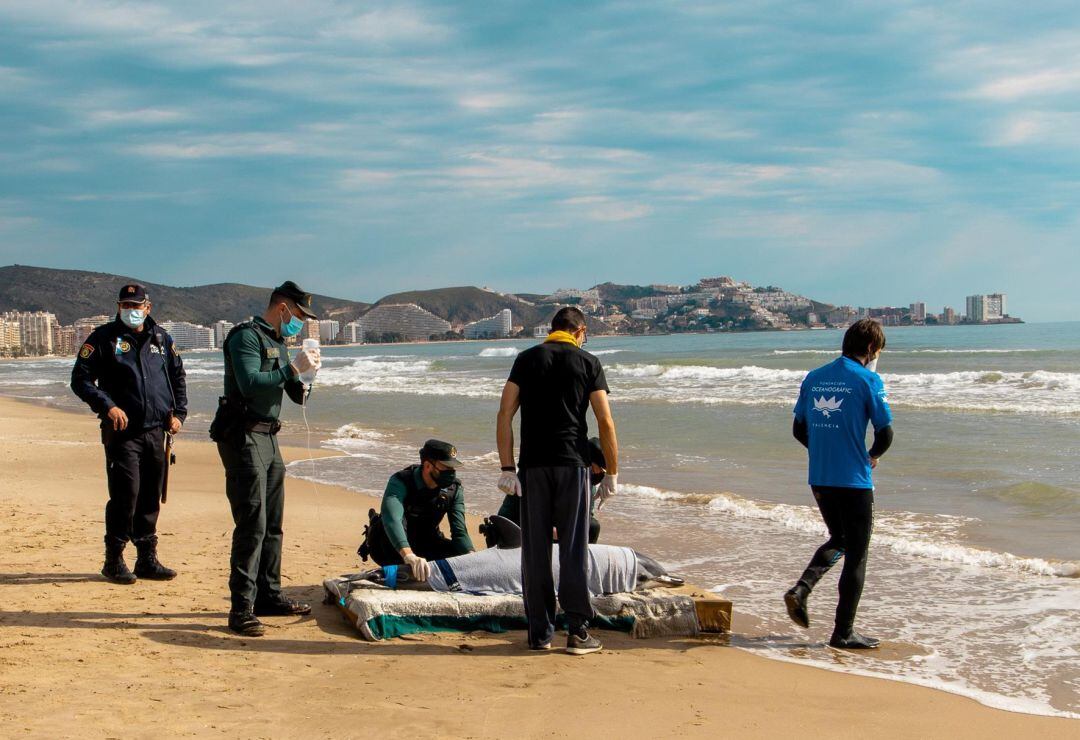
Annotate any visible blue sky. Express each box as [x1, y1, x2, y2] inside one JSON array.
[[1, 1, 1077, 319]]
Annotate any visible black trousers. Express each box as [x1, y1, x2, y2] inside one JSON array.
[[103, 427, 166, 548], [363, 515, 462, 566], [796, 485, 875, 634], [520, 466, 594, 646], [218, 432, 285, 611]]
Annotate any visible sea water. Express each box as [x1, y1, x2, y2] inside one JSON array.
[[6, 322, 1078, 717]]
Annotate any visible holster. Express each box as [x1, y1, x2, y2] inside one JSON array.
[[208, 396, 246, 446]]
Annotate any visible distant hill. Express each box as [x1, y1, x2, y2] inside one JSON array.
[[371, 286, 544, 327], [0, 265, 369, 325]]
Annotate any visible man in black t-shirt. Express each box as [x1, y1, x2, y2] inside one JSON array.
[[496, 307, 619, 655]]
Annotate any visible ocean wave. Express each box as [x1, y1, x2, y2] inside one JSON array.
[[478, 347, 519, 357], [605, 363, 1080, 415], [620, 483, 1079, 578], [590, 349, 625, 356], [772, 348, 1043, 355]]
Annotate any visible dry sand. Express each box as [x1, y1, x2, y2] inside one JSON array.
[[0, 397, 1076, 739]]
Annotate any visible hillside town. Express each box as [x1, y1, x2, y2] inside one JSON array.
[[0, 277, 1019, 357]]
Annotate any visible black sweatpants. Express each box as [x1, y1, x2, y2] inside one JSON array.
[[796, 485, 875, 634], [520, 466, 594, 646], [103, 427, 166, 548]]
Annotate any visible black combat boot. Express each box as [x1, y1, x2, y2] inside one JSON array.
[[133, 536, 177, 580], [102, 541, 137, 585]]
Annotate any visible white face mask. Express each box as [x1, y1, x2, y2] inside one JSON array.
[[120, 308, 146, 329]]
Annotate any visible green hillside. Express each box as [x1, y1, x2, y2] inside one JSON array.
[[0, 265, 369, 325]]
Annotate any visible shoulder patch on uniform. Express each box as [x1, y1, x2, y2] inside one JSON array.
[[79, 343, 94, 359], [149, 344, 162, 354], [265, 347, 280, 358]]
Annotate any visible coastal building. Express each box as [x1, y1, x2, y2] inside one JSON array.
[[0, 317, 21, 354], [358, 303, 451, 342], [212, 320, 234, 348], [302, 319, 320, 342], [318, 319, 340, 344], [342, 321, 363, 344], [910, 302, 926, 323], [74, 315, 113, 346], [965, 294, 1007, 323], [942, 307, 957, 325], [158, 321, 214, 351], [631, 308, 658, 320], [52, 325, 77, 356], [463, 309, 512, 339], [2, 311, 57, 355]]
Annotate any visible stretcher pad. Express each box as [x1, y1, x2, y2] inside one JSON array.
[[323, 575, 723, 642]]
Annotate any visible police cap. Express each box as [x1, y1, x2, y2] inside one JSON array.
[[117, 283, 149, 304], [420, 439, 462, 468], [272, 280, 317, 319]]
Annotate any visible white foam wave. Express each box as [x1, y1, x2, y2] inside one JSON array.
[[478, 347, 518, 357], [773, 349, 1042, 355], [590, 349, 625, 356], [0, 378, 67, 386], [605, 363, 1080, 415], [622, 483, 1079, 578]]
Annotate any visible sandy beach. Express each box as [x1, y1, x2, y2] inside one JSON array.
[[0, 396, 1075, 739]]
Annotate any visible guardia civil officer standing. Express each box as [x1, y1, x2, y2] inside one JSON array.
[[784, 318, 894, 649], [496, 307, 619, 655], [71, 283, 187, 584], [211, 281, 321, 637]]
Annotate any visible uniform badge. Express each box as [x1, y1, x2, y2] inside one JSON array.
[[79, 343, 94, 359], [265, 348, 280, 358], [149, 345, 162, 354], [116, 340, 131, 354], [450, 446, 457, 458]]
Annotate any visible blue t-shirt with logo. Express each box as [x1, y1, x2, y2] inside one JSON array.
[[793, 356, 893, 489]]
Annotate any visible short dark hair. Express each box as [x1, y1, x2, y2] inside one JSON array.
[[551, 306, 586, 333], [842, 318, 886, 358], [268, 292, 292, 310]]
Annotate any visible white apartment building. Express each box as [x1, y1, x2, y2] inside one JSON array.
[[463, 309, 512, 339], [2, 311, 57, 354], [158, 321, 214, 350], [342, 321, 364, 344], [318, 319, 340, 343], [212, 320, 235, 347], [359, 303, 451, 342]]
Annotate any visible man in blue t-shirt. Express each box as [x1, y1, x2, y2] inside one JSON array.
[[785, 319, 894, 649]]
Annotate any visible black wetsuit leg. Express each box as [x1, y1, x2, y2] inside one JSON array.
[[796, 486, 874, 633]]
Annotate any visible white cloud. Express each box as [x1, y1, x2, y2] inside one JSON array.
[[562, 196, 652, 222], [85, 108, 187, 126]]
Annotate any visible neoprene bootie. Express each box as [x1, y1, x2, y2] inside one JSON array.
[[829, 629, 880, 649], [784, 584, 810, 629]]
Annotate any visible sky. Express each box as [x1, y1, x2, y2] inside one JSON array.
[[1, 1, 1078, 320]]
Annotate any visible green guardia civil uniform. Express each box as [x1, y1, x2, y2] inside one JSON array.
[[216, 316, 307, 611]]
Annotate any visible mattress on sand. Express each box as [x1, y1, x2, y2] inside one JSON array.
[[323, 575, 703, 642]]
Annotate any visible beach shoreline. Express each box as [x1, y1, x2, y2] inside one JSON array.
[[0, 396, 1076, 737]]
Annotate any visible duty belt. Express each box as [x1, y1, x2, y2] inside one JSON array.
[[245, 420, 282, 435]]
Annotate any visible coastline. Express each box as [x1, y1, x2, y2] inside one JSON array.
[[0, 396, 1076, 737]]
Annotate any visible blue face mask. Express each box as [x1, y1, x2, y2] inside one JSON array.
[[280, 313, 304, 337], [120, 308, 146, 329]]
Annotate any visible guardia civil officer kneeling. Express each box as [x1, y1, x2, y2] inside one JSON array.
[[71, 283, 187, 584], [211, 281, 321, 637], [358, 440, 475, 581]]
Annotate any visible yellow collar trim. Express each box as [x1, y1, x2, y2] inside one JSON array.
[[545, 330, 580, 347]]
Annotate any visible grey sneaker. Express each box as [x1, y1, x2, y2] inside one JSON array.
[[566, 630, 602, 655]]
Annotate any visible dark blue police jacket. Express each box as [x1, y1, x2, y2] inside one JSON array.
[[70, 315, 188, 432]]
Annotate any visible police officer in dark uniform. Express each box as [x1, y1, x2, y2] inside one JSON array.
[[71, 283, 187, 584], [358, 440, 474, 582], [211, 281, 321, 637]]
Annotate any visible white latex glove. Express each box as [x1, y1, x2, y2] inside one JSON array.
[[595, 473, 618, 511], [403, 553, 430, 581], [290, 348, 321, 375], [497, 471, 522, 496]]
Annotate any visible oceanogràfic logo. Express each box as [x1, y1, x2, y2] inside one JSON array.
[[813, 396, 843, 418]]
